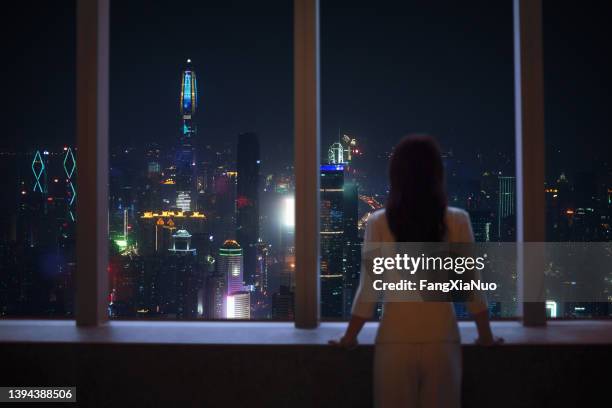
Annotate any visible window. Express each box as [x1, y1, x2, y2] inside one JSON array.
[[4, 0, 588, 327], [107, 0, 294, 320], [320, 0, 517, 320], [542, 0, 612, 318], [0, 1, 76, 317]]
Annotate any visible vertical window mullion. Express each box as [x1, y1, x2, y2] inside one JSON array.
[[513, 0, 546, 326], [76, 0, 110, 326], [294, 0, 320, 328]]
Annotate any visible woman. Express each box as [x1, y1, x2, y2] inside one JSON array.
[[331, 135, 502, 408]]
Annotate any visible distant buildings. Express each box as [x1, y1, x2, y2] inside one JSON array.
[[5, 57, 611, 321], [3, 148, 77, 316], [138, 210, 207, 256]]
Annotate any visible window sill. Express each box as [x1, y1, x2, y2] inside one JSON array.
[[1, 320, 611, 345]]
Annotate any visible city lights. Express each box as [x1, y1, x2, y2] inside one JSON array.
[[283, 196, 295, 228]]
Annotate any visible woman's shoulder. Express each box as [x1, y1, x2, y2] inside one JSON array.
[[445, 206, 472, 240], [365, 209, 392, 241], [367, 208, 387, 228], [445, 206, 470, 227], [446, 206, 470, 222]]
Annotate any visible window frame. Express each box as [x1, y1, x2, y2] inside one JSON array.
[[72, 0, 544, 327]]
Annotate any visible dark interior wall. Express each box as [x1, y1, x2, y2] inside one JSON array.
[[1, 343, 609, 408]]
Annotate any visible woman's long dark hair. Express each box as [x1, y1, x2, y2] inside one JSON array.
[[386, 135, 447, 242]]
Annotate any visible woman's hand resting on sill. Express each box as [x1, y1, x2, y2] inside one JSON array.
[[329, 335, 359, 350]]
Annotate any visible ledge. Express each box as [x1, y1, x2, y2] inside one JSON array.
[[1, 320, 611, 345], [1, 320, 611, 407]]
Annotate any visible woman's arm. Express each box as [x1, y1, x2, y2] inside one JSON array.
[[460, 211, 503, 346], [330, 214, 379, 349], [472, 309, 493, 344], [329, 314, 368, 349], [472, 309, 503, 346]]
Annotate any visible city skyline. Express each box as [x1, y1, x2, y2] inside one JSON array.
[[2, 59, 610, 319]]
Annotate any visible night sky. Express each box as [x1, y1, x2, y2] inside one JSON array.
[[1, 0, 611, 182]]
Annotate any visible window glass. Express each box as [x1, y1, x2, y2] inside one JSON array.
[[108, 0, 294, 320], [320, 0, 517, 320], [543, 0, 612, 318], [0, 1, 76, 317]]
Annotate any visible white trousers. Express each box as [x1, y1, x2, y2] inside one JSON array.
[[374, 343, 462, 408]]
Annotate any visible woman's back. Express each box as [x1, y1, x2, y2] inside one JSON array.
[[352, 206, 488, 343]]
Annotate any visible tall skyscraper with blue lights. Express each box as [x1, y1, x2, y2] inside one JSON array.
[[175, 59, 198, 211], [320, 164, 346, 318]]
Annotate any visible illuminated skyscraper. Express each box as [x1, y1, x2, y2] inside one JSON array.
[[227, 291, 250, 319], [342, 180, 360, 316], [328, 134, 359, 165], [497, 176, 515, 240], [216, 240, 246, 318], [218, 239, 244, 295], [468, 209, 494, 242], [319, 164, 360, 319], [320, 164, 345, 318], [175, 59, 198, 211]]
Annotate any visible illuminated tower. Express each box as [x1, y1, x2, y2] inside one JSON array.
[[319, 164, 360, 319], [180, 59, 197, 142], [328, 133, 359, 165], [218, 239, 244, 295], [31, 150, 47, 194], [320, 164, 345, 318], [216, 239, 248, 319], [175, 59, 198, 211], [63, 147, 77, 222]]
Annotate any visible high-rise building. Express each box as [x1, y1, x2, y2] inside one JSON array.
[[271, 285, 294, 320], [319, 164, 361, 319], [211, 170, 237, 241], [236, 132, 260, 288], [226, 291, 250, 319], [167, 229, 201, 319], [218, 239, 244, 295], [328, 134, 359, 165], [216, 239, 247, 319], [255, 242, 270, 293], [175, 60, 198, 211], [468, 209, 495, 242], [342, 180, 360, 315], [320, 164, 346, 318], [497, 176, 516, 240]]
